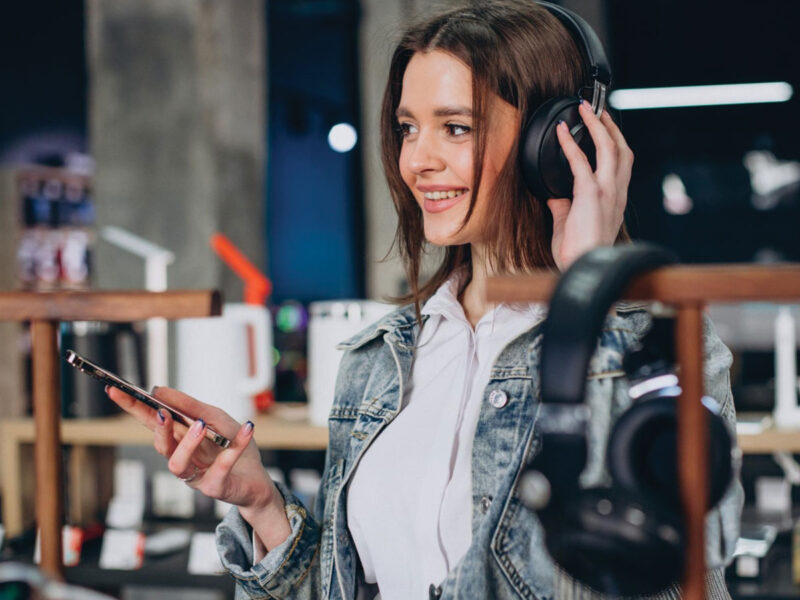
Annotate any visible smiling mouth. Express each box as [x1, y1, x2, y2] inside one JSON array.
[[422, 189, 468, 200]]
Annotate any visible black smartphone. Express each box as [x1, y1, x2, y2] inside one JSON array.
[[64, 349, 231, 448]]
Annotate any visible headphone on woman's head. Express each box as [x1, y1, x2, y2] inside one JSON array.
[[519, 1, 612, 200], [520, 243, 735, 596]]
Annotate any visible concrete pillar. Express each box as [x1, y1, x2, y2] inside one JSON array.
[[0, 170, 26, 420], [87, 0, 266, 300], [359, 0, 408, 299]]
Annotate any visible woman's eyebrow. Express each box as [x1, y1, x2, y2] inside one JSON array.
[[395, 105, 473, 118], [434, 105, 472, 117]]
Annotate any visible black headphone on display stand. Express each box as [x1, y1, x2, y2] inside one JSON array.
[[514, 5, 736, 595], [520, 1, 612, 200], [519, 243, 736, 596]]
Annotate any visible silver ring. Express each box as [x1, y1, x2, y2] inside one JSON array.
[[179, 464, 202, 483]]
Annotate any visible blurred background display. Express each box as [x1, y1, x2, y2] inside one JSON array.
[[608, 0, 800, 263]]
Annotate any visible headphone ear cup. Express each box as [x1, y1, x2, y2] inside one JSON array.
[[519, 95, 597, 201], [543, 487, 683, 596], [607, 396, 734, 510]]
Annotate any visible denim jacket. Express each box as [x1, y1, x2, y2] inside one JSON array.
[[217, 303, 743, 600]]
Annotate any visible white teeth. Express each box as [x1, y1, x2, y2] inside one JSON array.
[[423, 189, 465, 200]]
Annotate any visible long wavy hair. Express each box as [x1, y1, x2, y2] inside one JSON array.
[[381, 0, 627, 317]]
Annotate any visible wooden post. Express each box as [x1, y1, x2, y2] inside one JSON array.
[[30, 320, 64, 577], [676, 304, 707, 600]]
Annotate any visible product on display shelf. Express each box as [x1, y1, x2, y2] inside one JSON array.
[[14, 166, 95, 291]]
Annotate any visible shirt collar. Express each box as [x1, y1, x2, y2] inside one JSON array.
[[421, 269, 469, 320], [421, 269, 547, 332]]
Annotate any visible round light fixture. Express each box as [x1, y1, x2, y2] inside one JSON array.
[[327, 122, 357, 153]]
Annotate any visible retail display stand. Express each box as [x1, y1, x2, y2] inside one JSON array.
[[488, 264, 800, 600], [0, 290, 221, 579]]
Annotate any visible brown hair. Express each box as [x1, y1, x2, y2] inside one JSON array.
[[381, 0, 627, 316]]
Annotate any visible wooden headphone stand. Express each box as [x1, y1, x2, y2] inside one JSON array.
[[489, 264, 800, 600]]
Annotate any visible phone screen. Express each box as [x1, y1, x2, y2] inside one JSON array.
[[64, 349, 230, 448]]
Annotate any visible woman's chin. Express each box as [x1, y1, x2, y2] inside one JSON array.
[[424, 231, 465, 247]]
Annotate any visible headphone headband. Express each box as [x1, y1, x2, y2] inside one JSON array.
[[537, 1, 612, 88], [520, 2, 614, 200], [528, 244, 677, 498], [540, 244, 677, 407]]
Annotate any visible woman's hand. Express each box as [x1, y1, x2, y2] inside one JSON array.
[[107, 385, 291, 549], [548, 100, 633, 271]]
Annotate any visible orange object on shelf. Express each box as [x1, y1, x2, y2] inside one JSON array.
[[210, 233, 274, 411], [210, 233, 272, 305]]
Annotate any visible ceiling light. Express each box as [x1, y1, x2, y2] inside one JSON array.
[[609, 82, 793, 110], [327, 123, 357, 153]]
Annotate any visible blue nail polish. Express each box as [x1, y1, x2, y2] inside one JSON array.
[[556, 120, 564, 126], [244, 421, 254, 434], [157, 409, 166, 424], [191, 419, 206, 438]]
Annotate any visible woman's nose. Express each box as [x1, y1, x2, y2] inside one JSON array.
[[406, 132, 445, 174]]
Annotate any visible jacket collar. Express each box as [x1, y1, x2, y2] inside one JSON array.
[[335, 296, 648, 353], [336, 304, 423, 351]]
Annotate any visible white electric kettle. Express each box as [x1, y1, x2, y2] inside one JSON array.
[[307, 300, 393, 426], [175, 303, 272, 424]]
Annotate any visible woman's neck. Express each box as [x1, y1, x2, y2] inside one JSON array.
[[458, 243, 497, 329]]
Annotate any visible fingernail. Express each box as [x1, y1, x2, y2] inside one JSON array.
[[104, 385, 110, 395], [191, 419, 206, 437], [580, 98, 588, 106], [151, 386, 160, 394], [243, 421, 254, 435], [157, 409, 166, 424]]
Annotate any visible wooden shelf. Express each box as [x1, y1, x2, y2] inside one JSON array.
[[735, 413, 800, 454], [0, 402, 327, 450], [0, 403, 327, 538], [738, 429, 800, 454]]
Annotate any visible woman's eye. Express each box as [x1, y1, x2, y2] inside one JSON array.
[[446, 123, 471, 137], [397, 122, 418, 137]]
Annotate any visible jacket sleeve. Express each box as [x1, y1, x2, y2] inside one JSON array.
[[699, 314, 744, 570], [215, 479, 323, 599]]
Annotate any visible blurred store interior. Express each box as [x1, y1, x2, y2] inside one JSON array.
[[0, 0, 799, 597]]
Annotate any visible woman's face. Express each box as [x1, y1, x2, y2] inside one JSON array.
[[397, 50, 519, 247]]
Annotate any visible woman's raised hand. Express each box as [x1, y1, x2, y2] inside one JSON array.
[[106, 385, 288, 544], [548, 100, 634, 271]]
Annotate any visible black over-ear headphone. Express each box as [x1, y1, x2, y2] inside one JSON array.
[[520, 244, 735, 596], [519, 1, 611, 200]]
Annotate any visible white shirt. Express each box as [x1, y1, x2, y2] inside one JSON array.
[[347, 273, 545, 600]]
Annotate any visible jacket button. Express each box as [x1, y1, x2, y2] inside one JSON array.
[[429, 584, 442, 599], [337, 533, 348, 546], [480, 496, 492, 514], [488, 390, 508, 408]]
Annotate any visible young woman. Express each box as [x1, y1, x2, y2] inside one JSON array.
[[109, 2, 742, 598]]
